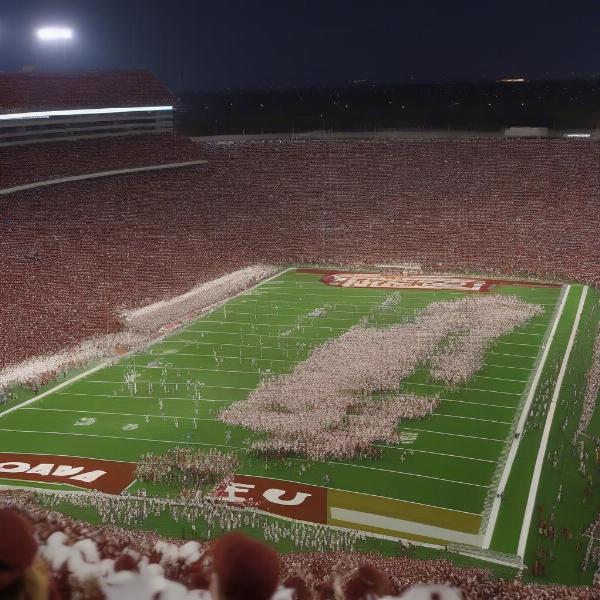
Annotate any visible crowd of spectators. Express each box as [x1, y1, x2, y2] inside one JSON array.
[[1, 137, 598, 371], [0, 134, 204, 190], [0, 70, 172, 113], [221, 294, 539, 460], [134, 448, 239, 487], [1, 501, 599, 600]]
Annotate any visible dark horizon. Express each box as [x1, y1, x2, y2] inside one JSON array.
[[1, 0, 600, 93]]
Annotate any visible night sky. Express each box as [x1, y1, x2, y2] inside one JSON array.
[[1, 0, 599, 91]]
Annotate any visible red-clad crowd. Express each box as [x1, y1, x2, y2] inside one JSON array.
[[0, 70, 172, 112], [1, 137, 599, 371], [1, 502, 598, 600], [0, 134, 204, 190]]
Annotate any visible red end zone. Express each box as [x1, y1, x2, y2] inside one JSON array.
[[314, 271, 560, 292], [213, 475, 327, 524], [0, 453, 136, 494]]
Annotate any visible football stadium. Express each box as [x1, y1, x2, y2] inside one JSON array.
[[1, 58, 600, 600]]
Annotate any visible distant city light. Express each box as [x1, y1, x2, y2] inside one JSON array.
[[499, 77, 527, 83], [565, 133, 591, 138], [36, 26, 73, 41]]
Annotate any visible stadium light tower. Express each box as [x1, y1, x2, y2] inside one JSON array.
[[36, 26, 73, 41], [36, 26, 74, 69]]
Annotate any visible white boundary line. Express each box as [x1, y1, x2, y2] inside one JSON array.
[[0, 360, 112, 419], [516, 285, 588, 559], [17, 406, 510, 427], [481, 284, 570, 548]]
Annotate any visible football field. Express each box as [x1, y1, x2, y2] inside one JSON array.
[[0, 268, 586, 560]]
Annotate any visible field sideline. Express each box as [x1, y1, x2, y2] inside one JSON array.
[[0, 268, 588, 568]]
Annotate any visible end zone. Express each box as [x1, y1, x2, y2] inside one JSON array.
[[0, 452, 136, 494]]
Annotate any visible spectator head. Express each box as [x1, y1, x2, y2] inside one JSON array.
[[343, 564, 394, 600], [0, 508, 49, 599], [209, 532, 279, 600]]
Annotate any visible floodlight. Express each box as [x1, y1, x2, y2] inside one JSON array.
[[36, 26, 73, 41]]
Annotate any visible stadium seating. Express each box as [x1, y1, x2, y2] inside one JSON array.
[[0, 70, 172, 111], [0, 134, 204, 190], [0, 500, 596, 599], [1, 138, 598, 370]]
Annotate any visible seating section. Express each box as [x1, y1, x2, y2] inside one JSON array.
[[1, 497, 596, 599], [0, 137, 598, 368], [0, 135, 204, 190], [0, 70, 172, 112]]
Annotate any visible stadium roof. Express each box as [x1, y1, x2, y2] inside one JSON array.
[[0, 70, 173, 114]]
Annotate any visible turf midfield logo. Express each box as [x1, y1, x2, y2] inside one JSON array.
[[322, 273, 493, 291], [0, 452, 136, 494], [320, 272, 562, 291]]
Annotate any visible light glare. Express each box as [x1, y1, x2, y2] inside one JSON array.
[[37, 26, 73, 41]]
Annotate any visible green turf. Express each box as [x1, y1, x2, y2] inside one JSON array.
[[519, 288, 600, 586], [0, 271, 560, 512], [4, 268, 593, 584]]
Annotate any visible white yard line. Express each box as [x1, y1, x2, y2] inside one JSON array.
[[53, 392, 228, 402], [327, 462, 487, 487], [494, 341, 541, 348], [193, 320, 545, 337], [107, 363, 527, 384], [20, 407, 213, 420], [76, 378, 521, 397], [240, 296, 560, 308], [372, 445, 497, 463], [150, 351, 536, 373], [435, 414, 512, 425], [405, 382, 521, 396], [489, 352, 537, 359], [0, 424, 485, 485], [16, 405, 510, 439], [175, 328, 545, 347], [247, 294, 561, 306], [516, 285, 588, 559], [48, 391, 514, 411], [154, 339, 540, 361], [191, 321, 351, 331], [0, 428, 237, 449], [401, 427, 504, 443], [85, 380, 254, 390], [481, 284, 572, 549]]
